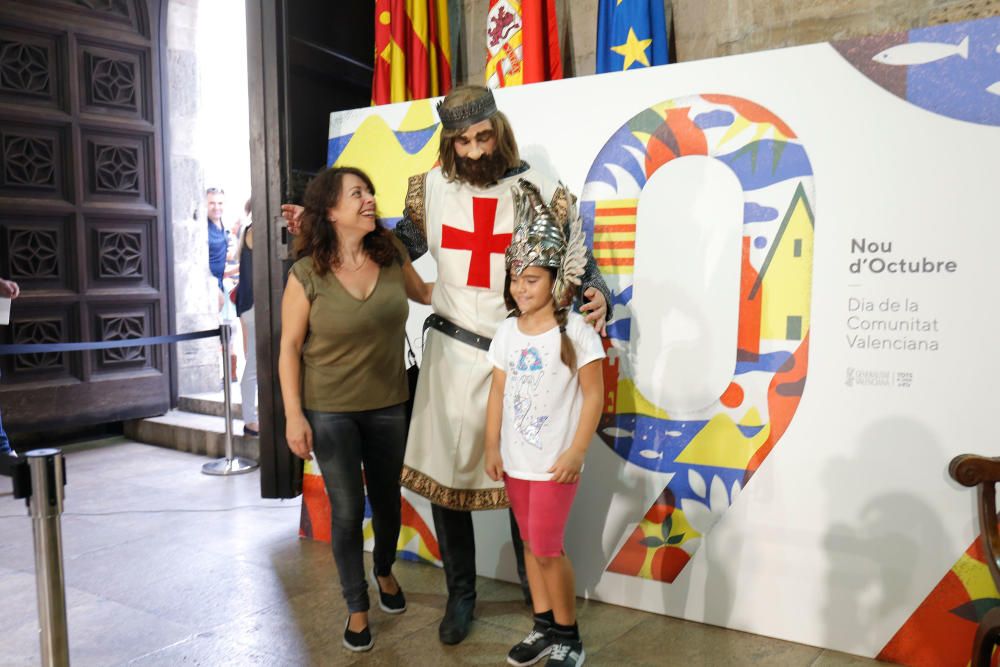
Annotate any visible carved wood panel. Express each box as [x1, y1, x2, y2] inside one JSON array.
[[0, 0, 167, 432]]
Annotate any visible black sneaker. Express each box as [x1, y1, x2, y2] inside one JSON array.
[[342, 616, 373, 652], [545, 639, 585, 666], [507, 629, 553, 666], [370, 568, 406, 614]]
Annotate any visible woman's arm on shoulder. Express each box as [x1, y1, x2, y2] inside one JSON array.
[[400, 256, 433, 305]]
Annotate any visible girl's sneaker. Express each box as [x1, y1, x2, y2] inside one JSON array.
[[506, 629, 553, 666], [545, 639, 585, 666]]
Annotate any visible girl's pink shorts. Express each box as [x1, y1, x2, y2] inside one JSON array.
[[504, 474, 579, 557]]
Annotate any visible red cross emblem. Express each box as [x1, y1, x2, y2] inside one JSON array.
[[441, 197, 511, 289]]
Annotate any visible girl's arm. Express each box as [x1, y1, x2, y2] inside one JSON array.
[[548, 360, 604, 484], [484, 367, 506, 481], [401, 257, 434, 305], [278, 274, 313, 460]]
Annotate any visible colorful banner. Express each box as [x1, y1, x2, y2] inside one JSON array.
[[372, 0, 452, 105], [320, 15, 1000, 665], [485, 0, 562, 88], [596, 0, 670, 73]]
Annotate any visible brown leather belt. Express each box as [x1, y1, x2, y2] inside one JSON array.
[[423, 314, 492, 352]]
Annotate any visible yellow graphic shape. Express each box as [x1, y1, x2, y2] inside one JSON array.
[[954, 551, 1000, 601], [611, 27, 652, 70], [616, 379, 670, 420], [674, 412, 770, 470], [332, 106, 440, 219], [399, 98, 439, 131], [760, 188, 814, 340], [739, 407, 763, 427], [399, 525, 442, 565]]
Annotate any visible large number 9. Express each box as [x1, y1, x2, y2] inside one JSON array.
[[579, 94, 815, 583]]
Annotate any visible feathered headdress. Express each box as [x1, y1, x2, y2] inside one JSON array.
[[507, 178, 587, 310]]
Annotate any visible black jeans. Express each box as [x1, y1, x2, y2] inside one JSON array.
[[307, 403, 407, 613]]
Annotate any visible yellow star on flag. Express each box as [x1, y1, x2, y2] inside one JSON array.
[[611, 27, 652, 70]]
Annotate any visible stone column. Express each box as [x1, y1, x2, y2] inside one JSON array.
[[167, 0, 220, 394]]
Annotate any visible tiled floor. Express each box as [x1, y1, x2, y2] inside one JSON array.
[[0, 439, 882, 666]]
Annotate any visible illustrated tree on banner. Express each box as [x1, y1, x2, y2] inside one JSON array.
[[373, 0, 453, 104], [596, 0, 671, 73], [485, 0, 562, 88]]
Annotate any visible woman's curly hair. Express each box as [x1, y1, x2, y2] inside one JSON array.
[[292, 166, 399, 276]]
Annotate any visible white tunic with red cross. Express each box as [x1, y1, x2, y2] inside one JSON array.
[[401, 165, 561, 510]]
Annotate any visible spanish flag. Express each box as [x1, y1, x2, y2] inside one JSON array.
[[372, 0, 453, 105], [485, 0, 562, 89]]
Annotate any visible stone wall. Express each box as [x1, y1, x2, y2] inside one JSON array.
[[455, 0, 998, 85], [672, 0, 1000, 61], [166, 0, 221, 394]]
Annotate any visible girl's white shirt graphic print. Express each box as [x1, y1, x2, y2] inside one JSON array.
[[487, 312, 605, 481]]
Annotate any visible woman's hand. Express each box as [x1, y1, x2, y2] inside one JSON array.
[[285, 412, 313, 460], [281, 204, 304, 235], [484, 447, 504, 482], [548, 447, 585, 484]]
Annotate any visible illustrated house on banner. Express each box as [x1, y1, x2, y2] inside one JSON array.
[[757, 184, 814, 343]]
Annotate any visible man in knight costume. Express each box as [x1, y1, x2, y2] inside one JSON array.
[[394, 85, 612, 644]]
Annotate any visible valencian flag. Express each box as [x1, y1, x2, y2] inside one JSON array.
[[372, 0, 453, 105], [485, 0, 562, 88], [596, 0, 670, 73]]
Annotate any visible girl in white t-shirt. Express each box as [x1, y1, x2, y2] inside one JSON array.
[[485, 180, 605, 667]]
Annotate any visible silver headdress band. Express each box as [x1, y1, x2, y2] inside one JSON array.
[[436, 89, 498, 130], [507, 179, 588, 310]]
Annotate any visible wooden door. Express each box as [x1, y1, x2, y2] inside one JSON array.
[[0, 0, 169, 432], [246, 0, 373, 497]]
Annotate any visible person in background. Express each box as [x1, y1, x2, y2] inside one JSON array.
[[235, 198, 258, 436], [0, 277, 20, 458]]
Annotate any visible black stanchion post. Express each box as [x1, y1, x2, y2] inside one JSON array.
[[202, 323, 258, 476], [26, 449, 69, 667]]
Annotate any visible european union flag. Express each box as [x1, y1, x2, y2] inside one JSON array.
[[596, 0, 670, 74]]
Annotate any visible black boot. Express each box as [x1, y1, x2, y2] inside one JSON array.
[[433, 503, 477, 644], [509, 509, 533, 606]]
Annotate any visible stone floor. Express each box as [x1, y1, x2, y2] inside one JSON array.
[[0, 438, 883, 666]]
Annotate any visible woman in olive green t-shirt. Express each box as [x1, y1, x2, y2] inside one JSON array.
[[278, 166, 431, 652]]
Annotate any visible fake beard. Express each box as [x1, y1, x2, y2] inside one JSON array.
[[455, 151, 508, 187]]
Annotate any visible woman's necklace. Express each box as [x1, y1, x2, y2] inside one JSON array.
[[340, 252, 367, 272]]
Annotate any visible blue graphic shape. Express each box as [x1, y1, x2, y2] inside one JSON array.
[[735, 350, 792, 375], [600, 414, 707, 473], [694, 110, 735, 129], [327, 134, 353, 166], [754, 236, 767, 249], [665, 463, 748, 504], [744, 202, 779, 223], [584, 125, 649, 193], [717, 140, 813, 191], [580, 200, 596, 244], [607, 318, 632, 341], [612, 285, 634, 307], [395, 126, 439, 154], [907, 19, 1000, 126]]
